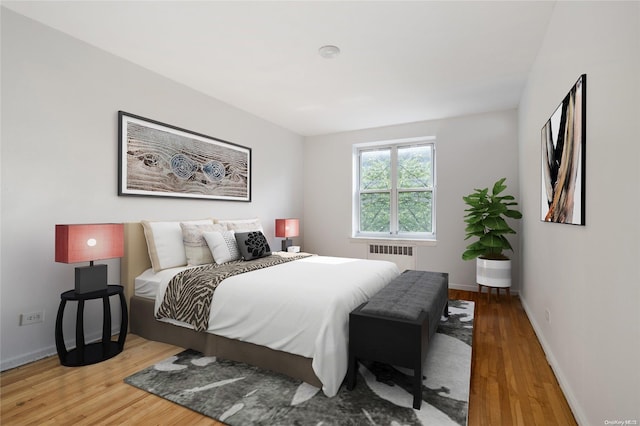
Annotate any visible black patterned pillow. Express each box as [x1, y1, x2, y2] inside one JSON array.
[[234, 231, 272, 260]]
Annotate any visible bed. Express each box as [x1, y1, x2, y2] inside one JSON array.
[[120, 221, 399, 396]]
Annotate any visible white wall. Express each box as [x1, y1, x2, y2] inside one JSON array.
[[518, 2, 640, 424], [0, 9, 304, 370], [303, 109, 520, 291]]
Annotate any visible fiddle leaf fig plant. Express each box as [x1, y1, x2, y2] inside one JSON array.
[[462, 178, 522, 261]]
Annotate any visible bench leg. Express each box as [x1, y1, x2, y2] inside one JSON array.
[[413, 362, 422, 409], [346, 354, 357, 390]]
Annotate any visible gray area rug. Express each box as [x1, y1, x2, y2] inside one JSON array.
[[125, 299, 474, 425]]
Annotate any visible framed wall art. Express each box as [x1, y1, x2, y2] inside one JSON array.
[[118, 111, 251, 202], [540, 74, 586, 225]]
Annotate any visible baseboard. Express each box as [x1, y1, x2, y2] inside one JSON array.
[[449, 282, 478, 292], [449, 282, 519, 295], [519, 297, 586, 425], [0, 327, 122, 372], [0, 345, 56, 372]]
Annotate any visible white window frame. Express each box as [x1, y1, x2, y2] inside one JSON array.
[[352, 136, 436, 241]]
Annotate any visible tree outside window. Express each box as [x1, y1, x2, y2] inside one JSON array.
[[356, 139, 435, 239]]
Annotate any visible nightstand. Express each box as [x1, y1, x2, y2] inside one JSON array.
[[55, 285, 128, 366]]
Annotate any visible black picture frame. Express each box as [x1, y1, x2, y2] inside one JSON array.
[[118, 111, 251, 202], [541, 74, 586, 225]]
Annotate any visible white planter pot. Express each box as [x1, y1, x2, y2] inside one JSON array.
[[476, 258, 511, 288]]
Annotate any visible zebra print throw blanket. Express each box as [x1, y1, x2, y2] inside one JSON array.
[[156, 253, 312, 331]]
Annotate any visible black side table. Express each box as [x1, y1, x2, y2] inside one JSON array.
[[55, 285, 128, 366]]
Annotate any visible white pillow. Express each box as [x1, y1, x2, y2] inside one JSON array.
[[214, 218, 263, 232], [203, 230, 241, 264], [180, 222, 227, 266], [142, 219, 212, 272]]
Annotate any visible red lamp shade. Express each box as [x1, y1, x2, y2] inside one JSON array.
[[55, 224, 124, 264], [275, 219, 299, 238]]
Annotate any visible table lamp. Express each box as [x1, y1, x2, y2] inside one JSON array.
[[275, 218, 299, 251], [55, 223, 124, 294]]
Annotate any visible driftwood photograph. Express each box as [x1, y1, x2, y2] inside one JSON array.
[[541, 74, 586, 225], [118, 112, 251, 201]]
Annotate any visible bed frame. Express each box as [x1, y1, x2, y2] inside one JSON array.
[[120, 222, 322, 387]]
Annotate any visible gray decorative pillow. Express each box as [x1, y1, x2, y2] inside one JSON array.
[[234, 231, 271, 260]]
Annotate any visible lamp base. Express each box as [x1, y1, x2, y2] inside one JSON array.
[[281, 239, 293, 251], [75, 264, 108, 294]]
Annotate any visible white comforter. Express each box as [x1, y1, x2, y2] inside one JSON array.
[[151, 255, 399, 397]]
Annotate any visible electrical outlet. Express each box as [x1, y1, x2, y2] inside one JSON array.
[[20, 310, 44, 326], [545, 309, 550, 323]]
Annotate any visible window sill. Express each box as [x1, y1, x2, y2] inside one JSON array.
[[349, 237, 437, 247]]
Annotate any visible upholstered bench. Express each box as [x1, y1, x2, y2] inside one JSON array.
[[346, 270, 449, 409]]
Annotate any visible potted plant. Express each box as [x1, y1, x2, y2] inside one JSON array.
[[462, 178, 522, 291]]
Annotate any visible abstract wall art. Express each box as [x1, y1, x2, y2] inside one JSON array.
[[541, 74, 586, 225], [118, 111, 251, 202]]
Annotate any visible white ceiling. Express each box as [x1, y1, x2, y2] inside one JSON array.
[[3, 1, 556, 136]]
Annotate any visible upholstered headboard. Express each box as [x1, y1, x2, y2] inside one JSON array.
[[121, 222, 151, 304]]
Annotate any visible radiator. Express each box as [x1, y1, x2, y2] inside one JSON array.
[[366, 244, 416, 272]]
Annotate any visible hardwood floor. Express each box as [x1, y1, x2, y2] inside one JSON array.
[[456, 289, 577, 426], [1, 290, 576, 425]]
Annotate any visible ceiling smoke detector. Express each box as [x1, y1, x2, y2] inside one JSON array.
[[318, 45, 340, 59]]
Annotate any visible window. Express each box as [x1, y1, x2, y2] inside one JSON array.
[[353, 137, 435, 240]]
